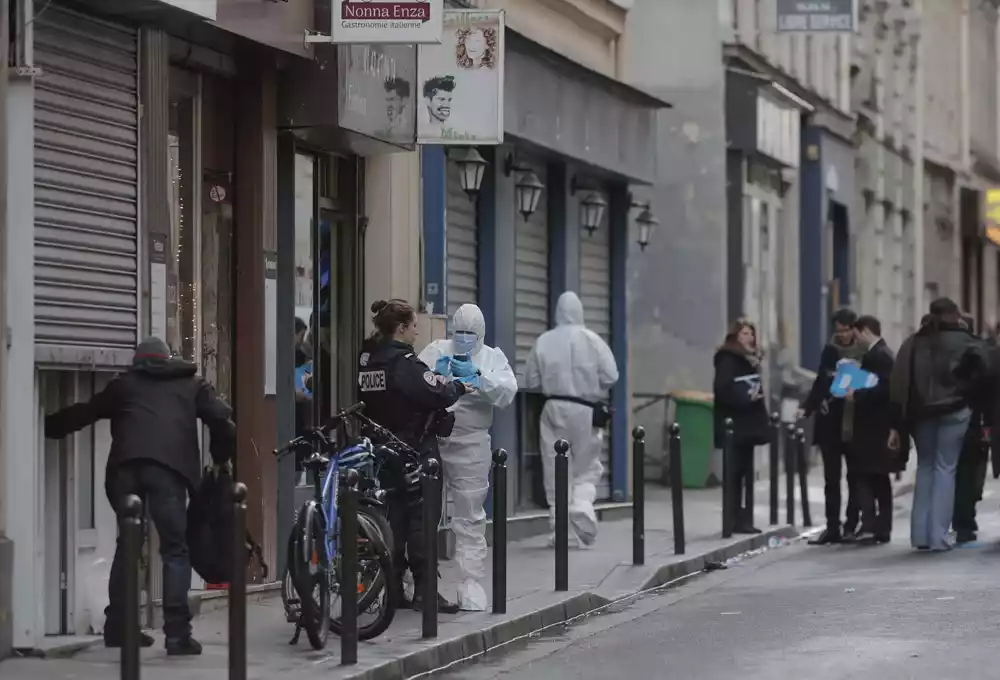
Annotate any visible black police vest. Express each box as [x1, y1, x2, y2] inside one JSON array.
[[357, 343, 426, 446]]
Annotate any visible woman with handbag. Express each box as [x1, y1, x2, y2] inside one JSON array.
[[713, 319, 770, 534]]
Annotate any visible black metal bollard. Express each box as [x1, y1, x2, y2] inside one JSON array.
[[769, 412, 780, 526], [229, 483, 248, 680], [785, 423, 796, 525], [632, 426, 646, 566], [120, 494, 143, 680], [491, 449, 508, 615], [796, 428, 812, 528], [422, 458, 441, 639], [554, 439, 570, 592], [722, 418, 735, 539], [668, 423, 685, 555], [340, 470, 360, 664]]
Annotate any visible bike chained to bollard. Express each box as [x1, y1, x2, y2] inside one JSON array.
[[117, 483, 252, 680], [780, 422, 813, 528]]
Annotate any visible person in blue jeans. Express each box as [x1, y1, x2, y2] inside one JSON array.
[[888, 298, 988, 551]]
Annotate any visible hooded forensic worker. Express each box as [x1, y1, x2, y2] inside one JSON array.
[[418, 304, 518, 611], [524, 291, 619, 546]]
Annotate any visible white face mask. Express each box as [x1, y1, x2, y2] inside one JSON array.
[[453, 331, 477, 356]]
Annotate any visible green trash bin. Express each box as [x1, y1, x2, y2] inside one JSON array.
[[670, 390, 715, 489]]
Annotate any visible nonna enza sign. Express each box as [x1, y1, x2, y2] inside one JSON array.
[[331, 0, 444, 45]]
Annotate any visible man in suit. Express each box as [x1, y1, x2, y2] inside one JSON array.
[[847, 315, 901, 544]]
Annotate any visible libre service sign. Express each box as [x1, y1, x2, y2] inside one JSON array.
[[332, 0, 444, 45], [416, 10, 505, 145]]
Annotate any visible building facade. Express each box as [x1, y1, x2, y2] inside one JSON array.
[[0, 0, 426, 650], [422, 0, 662, 508]]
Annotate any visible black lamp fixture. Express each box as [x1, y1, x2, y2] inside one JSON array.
[[505, 153, 545, 221], [631, 199, 659, 251], [452, 147, 488, 199], [570, 175, 607, 235]]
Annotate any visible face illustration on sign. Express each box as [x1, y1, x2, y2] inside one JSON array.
[[456, 27, 497, 69], [384, 77, 411, 131], [423, 75, 454, 125]]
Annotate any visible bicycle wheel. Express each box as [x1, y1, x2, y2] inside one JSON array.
[[292, 508, 332, 650], [331, 505, 398, 641], [281, 524, 303, 624]]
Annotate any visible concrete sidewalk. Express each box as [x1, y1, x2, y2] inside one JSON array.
[[0, 463, 913, 680]]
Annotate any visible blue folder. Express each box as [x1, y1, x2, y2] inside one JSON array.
[[829, 359, 878, 398]]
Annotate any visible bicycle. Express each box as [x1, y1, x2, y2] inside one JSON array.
[[273, 402, 398, 649]]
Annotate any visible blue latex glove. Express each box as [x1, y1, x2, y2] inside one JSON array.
[[434, 355, 453, 377], [451, 357, 477, 378], [456, 373, 481, 390]]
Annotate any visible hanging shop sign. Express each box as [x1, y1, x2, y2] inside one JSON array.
[[338, 43, 418, 147], [417, 9, 505, 145], [984, 188, 1000, 247], [776, 0, 855, 33], [157, 0, 217, 20], [332, 0, 444, 45]]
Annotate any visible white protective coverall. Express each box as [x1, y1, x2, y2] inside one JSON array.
[[524, 291, 619, 546], [418, 304, 518, 611]]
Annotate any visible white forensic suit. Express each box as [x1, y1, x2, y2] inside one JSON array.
[[524, 291, 619, 546], [418, 304, 518, 611]]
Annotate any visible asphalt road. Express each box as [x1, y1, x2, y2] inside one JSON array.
[[443, 489, 1000, 680]]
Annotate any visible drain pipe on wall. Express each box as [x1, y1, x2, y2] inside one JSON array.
[[0, 0, 12, 659]]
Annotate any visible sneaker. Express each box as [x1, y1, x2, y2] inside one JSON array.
[[165, 636, 203, 656], [855, 531, 877, 544], [104, 631, 155, 649], [808, 529, 842, 545]]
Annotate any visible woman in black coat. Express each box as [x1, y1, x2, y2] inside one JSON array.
[[713, 319, 770, 534]]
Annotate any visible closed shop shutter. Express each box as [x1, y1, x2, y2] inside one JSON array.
[[33, 7, 139, 353], [514, 163, 549, 378], [579, 200, 613, 501], [446, 160, 479, 318]]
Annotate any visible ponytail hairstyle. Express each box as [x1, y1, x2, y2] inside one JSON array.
[[370, 299, 416, 341]]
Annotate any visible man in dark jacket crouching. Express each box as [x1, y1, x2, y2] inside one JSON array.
[[45, 337, 236, 655]]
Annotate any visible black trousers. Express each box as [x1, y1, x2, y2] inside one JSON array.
[[819, 441, 860, 533], [387, 485, 427, 590], [728, 444, 756, 527], [106, 461, 192, 640], [954, 443, 988, 533], [857, 473, 893, 537]]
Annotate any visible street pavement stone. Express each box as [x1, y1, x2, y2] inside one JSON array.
[[0, 462, 911, 680]]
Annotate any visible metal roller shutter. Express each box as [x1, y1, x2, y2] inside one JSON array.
[[446, 160, 478, 318], [33, 7, 140, 352], [579, 197, 613, 501], [514, 163, 549, 378]]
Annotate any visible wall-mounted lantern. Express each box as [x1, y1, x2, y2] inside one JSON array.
[[579, 191, 608, 236], [634, 203, 659, 251], [453, 147, 488, 199], [505, 153, 545, 221]]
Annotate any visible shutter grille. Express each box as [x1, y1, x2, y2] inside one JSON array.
[[33, 6, 139, 353], [446, 160, 478, 318], [579, 198, 613, 501], [514, 163, 549, 378]]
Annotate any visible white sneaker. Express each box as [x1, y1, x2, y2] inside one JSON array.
[[570, 504, 598, 546]]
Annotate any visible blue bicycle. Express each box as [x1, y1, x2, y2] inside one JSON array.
[[273, 402, 397, 649]]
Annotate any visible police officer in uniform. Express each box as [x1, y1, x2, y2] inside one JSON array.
[[357, 299, 473, 613]]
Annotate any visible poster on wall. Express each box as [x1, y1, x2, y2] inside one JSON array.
[[416, 9, 505, 145], [332, 0, 444, 44]]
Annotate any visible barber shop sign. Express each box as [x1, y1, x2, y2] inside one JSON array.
[[332, 0, 444, 45]]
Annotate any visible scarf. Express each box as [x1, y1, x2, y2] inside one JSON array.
[[831, 338, 867, 443]]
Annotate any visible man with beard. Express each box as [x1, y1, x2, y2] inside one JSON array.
[[802, 309, 865, 544]]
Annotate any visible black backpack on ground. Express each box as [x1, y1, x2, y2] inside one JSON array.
[[187, 468, 268, 584]]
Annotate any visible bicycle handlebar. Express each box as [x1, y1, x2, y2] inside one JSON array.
[[272, 401, 367, 457]]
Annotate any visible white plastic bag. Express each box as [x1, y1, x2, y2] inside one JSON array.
[[86, 558, 111, 635]]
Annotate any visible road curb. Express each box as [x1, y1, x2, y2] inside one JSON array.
[[341, 525, 800, 680]]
